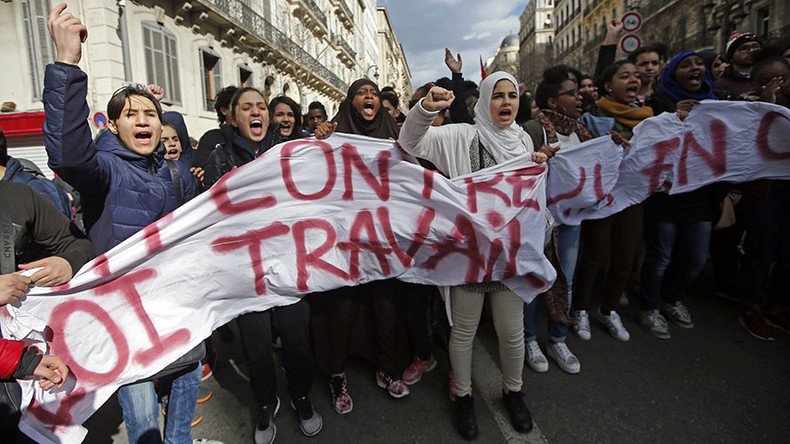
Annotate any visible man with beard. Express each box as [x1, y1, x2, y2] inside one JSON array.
[[715, 32, 761, 98]]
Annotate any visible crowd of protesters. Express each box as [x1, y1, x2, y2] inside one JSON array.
[[1, 3, 788, 443]]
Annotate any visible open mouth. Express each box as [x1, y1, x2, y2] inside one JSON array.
[[362, 102, 376, 117], [687, 72, 702, 86], [135, 131, 153, 144], [167, 149, 179, 156], [498, 109, 513, 118], [625, 83, 639, 97], [249, 119, 264, 137]]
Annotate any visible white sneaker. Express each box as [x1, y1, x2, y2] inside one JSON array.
[[661, 302, 694, 328], [254, 397, 279, 444], [193, 440, 225, 444], [572, 310, 591, 340], [525, 340, 548, 373], [640, 309, 671, 339], [546, 342, 581, 374], [599, 309, 630, 341]]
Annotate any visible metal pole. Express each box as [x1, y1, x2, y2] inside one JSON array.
[[118, 0, 133, 83]]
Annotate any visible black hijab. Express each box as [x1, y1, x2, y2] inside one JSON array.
[[332, 79, 399, 140]]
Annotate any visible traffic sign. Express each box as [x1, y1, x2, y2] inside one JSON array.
[[93, 111, 108, 128], [620, 34, 642, 54], [622, 11, 643, 33]]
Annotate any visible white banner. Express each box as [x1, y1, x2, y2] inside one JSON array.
[[547, 101, 790, 225], [4, 133, 555, 443], [4, 101, 789, 442]]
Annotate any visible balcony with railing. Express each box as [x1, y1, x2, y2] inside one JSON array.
[[191, 0, 347, 97], [331, 32, 357, 67], [670, 32, 709, 52], [586, 0, 603, 16], [332, 0, 354, 30], [639, 0, 680, 21], [287, 0, 329, 39]]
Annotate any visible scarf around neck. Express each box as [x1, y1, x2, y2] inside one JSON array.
[[473, 72, 533, 164], [596, 96, 654, 129], [536, 109, 594, 144]]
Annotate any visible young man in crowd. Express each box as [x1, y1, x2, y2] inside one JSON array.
[[306, 101, 329, 133], [627, 45, 663, 103], [44, 5, 217, 443], [716, 32, 761, 98]]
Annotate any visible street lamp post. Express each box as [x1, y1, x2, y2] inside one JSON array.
[[365, 64, 380, 83]]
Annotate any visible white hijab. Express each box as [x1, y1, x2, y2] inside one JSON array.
[[473, 71, 534, 165]]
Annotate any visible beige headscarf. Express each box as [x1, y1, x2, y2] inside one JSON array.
[[473, 71, 534, 164]]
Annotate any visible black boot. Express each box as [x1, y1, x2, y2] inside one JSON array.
[[503, 390, 533, 433], [455, 394, 479, 440]]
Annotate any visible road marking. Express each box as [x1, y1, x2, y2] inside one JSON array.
[[472, 337, 549, 443]]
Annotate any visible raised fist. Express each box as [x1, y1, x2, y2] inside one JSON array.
[[48, 3, 88, 65], [422, 86, 455, 113]]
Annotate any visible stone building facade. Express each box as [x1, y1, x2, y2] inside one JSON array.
[[0, 0, 409, 176], [511, 0, 790, 83], [580, 0, 626, 76], [519, 0, 556, 90], [376, 6, 412, 105], [554, 0, 585, 73]]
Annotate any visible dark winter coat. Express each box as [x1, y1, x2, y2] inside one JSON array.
[[1, 156, 71, 219], [43, 62, 197, 254]]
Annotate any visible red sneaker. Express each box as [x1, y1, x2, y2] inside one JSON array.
[[201, 351, 216, 381], [402, 356, 437, 385], [739, 311, 778, 341], [328, 374, 353, 415], [375, 371, 409, 399]]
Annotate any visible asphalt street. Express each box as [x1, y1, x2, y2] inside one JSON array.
[[83, 269, 789, 444]]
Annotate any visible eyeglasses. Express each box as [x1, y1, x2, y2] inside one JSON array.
[[556, 89, 580, 97]]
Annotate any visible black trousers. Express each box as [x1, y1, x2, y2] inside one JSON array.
[[404, 283, 436, 361], [236, 299, 312, 406], [310, 280, 404, 378]]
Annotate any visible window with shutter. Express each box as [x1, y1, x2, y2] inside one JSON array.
[[21, 0, 55, 101], [200, 48, 222, 111], [142, 22, 181, 105]]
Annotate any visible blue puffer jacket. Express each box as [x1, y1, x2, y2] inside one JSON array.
[[1, 156, 71, 219], [43, 63, 197, 254]]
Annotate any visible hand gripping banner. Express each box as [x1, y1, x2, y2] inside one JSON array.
[[4, 133, 555, 442]]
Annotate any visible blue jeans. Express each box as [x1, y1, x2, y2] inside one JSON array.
[[523, 224, 580, 342], [640, 220, 712, 311], [118, 363, 201, 444]]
